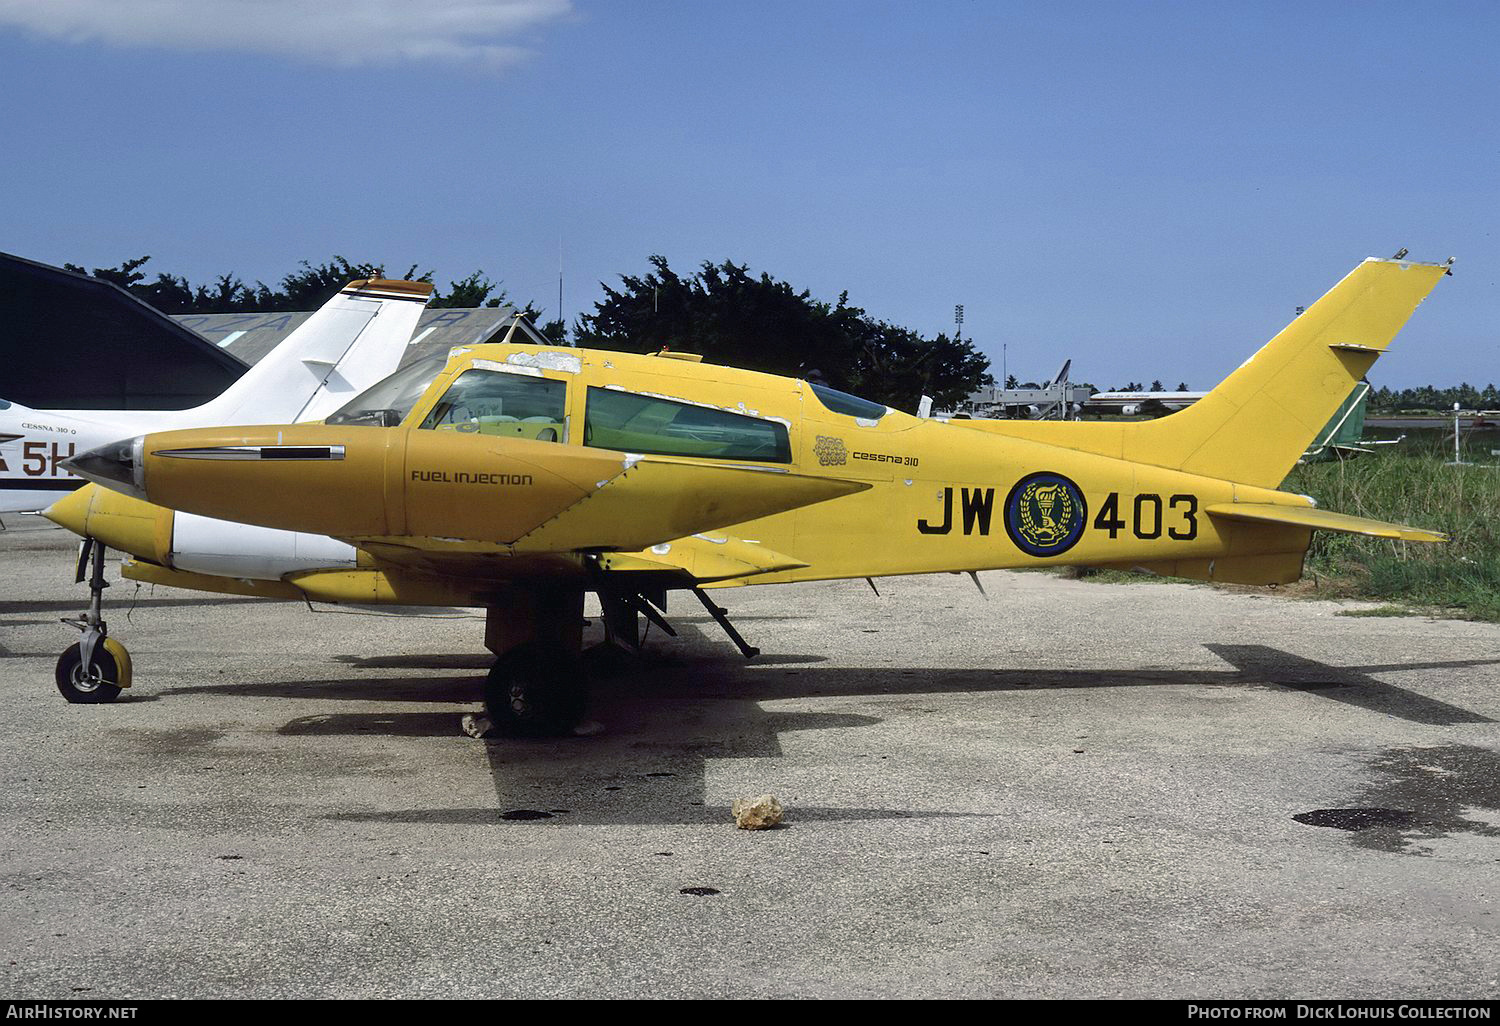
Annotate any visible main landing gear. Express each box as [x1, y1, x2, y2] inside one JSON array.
[[484, 645, 588, 737], [56, 538, 132, 703], [478, 578, 760, 737], [482, 588, 588, 737]]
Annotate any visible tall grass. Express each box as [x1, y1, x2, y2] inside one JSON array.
[[1282, 430, 1500, 619]]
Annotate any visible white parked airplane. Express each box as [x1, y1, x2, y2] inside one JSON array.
[[1085, 389, 1208, 417], [0, 278, 433, 514]]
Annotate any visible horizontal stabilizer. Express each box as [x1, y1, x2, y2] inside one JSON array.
[[1204, 503, 1446, 542]]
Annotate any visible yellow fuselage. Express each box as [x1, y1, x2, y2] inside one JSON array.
[[58, 343, 1319, 603]]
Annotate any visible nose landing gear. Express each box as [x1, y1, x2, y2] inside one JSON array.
[[56, 537, 132, 704]]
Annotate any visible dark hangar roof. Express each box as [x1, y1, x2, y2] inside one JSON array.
[[0, 250, 248, 410]]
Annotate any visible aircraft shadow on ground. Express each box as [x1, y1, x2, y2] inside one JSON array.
[[154, 641, 1500, 729], [206, 634, 1498, 828], [317, 700, 992, 828], [332, 653, 495, 671], [324, 806, 987, 827], [0, 597, 269, 658], [0, 597, 268, 615], [328, 649, 827, 671]]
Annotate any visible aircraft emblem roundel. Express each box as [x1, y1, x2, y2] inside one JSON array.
[[1004, 472, 1087, 557], [813, 435, 847, 466]]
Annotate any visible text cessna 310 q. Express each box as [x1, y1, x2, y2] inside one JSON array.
[[53, 255, 1451, 734]]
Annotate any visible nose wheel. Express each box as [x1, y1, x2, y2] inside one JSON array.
[[55, 639, 128, 704], [56, 537, 132, 704]]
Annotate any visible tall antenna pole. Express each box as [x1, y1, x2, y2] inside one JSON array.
[[557, 235, 564, 339]]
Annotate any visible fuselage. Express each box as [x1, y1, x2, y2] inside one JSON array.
[[55, 343, 1316, 601]]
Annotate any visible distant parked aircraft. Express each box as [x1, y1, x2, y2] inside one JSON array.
[[1085, 389, 1208, 417]]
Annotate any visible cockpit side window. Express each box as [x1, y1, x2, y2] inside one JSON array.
[[809, 382, 887, 421], [419, 369, 567, 442], [326, 354, 447, 427], [583, 387, 791, 463]]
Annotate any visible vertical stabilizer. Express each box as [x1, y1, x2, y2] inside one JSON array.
[[971, 256, 1450, 488], [191, 279, 432, 425], [1132, 257, 1449, 487]]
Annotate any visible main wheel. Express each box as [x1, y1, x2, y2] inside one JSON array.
[[55, 642, 124, 704], [483, 647, 587, 737]]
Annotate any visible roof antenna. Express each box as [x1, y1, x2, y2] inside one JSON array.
[[1391, 247, 1409, 260]]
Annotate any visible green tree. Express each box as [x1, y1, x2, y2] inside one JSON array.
[[432, 270, 506, 309], [271, 257, 414, 310], [64, 254, 553, 320], [65, 255, 152, 289], [575, 255, 991, 411], [538, 318, 567, 344]]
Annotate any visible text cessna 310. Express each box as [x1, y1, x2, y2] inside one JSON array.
[[51, 255, 1451, 735]]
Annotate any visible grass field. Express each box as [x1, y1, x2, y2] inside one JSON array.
[[1281, 428, 1500, 619]]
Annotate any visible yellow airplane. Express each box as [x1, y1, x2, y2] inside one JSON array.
[[50, 255, 1451, 734]]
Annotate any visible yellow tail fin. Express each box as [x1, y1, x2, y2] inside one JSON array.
[[962, 256, 1451, 488]]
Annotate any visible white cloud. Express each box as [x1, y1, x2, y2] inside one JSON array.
[[0, 0, 573, 70]]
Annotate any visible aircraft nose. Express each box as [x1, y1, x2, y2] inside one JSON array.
[[40, 484, 92, 535], [61, 436, 147, 500]]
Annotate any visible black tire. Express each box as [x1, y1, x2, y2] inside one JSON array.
[[483, 646, 587, 737], [55, 642, 123, 704]]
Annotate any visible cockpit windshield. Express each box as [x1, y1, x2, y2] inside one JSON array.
[[325, 354, 448, 427], [809, 382, 888, 421]]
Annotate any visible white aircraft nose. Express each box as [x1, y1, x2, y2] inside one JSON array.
[[61, 436, 147, 500]]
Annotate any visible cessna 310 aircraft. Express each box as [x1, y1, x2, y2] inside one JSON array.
[[52, 255, 1451, 735]]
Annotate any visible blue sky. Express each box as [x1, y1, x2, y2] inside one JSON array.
[[2, 0, 1495, 389]]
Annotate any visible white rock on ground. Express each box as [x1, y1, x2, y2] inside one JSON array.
[[732, 794, 784, 830]]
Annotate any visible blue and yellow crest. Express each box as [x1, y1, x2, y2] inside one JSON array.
[[1004, 472, 1087, 557]]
